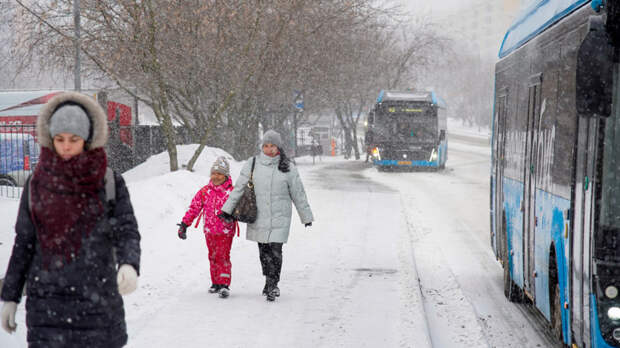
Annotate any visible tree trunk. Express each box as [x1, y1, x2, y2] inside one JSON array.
[[351, 121, 360, 160], [186, 90, 235, 171], [153, 104, 179, 172], [334, 107, 352, 159]]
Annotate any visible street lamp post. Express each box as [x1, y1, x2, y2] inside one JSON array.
[[73, 0, 81, 91]]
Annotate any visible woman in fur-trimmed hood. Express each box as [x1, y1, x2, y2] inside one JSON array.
[[0, 92, 141, 348]]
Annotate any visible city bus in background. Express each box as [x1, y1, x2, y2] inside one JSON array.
[[490, 1, 620, 347], [367, 90, 447, 171]]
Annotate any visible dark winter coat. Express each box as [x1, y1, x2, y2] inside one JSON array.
[[1, 170, 140, 347], [0, 92, 141, 348]]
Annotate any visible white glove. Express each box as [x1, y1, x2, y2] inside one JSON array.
[[1, 301, 17, 334], [117, 264, 138, 296]]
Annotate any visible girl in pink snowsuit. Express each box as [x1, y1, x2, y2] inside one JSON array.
[[177, 156, 236, 298]]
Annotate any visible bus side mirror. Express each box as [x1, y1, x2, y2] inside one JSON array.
[[576, 16, 614, 117]]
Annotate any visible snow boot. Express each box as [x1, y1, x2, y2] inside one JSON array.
[[264, 277, 280, 297], [266, 289, 276, 302], [218, 286, 230, 298], [265, 284, 278, 301], [209, 284, 221, 294], [262, 283, 269, 296]]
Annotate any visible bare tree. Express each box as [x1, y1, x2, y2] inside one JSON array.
[[9, 0, 451, 169], [419, 40, 494, 129]]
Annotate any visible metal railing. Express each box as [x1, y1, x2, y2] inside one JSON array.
[[0, 124, 39, 199]]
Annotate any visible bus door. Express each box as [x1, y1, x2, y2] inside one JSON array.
[[523, 75, 542, 298], [570, 116, 598, 346], [493, 92, 508, 255]]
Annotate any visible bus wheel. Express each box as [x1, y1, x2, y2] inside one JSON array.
[[503, 258, 521, 302], [502, 223, 521, 302], [0, 175, 17, 187], [551, 282, 564, 343]]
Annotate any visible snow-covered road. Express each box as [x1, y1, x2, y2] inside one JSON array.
[[364, 138, 556, 347], [0, 135, 558, 347]]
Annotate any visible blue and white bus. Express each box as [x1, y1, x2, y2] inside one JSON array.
[[367, 90, 447, 171], [491, 1, 620, 347]]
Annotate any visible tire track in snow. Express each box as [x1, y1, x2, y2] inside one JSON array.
[[400, 193, 489, 348]]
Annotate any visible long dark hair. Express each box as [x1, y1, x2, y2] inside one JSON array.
[[277, 147, 290, 173]]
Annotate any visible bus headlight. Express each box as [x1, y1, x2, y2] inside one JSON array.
[[608, 307, 620, 320], [372, 147, 381, 160], [429, 148, 438, 162], [606, 285, 619, 299]]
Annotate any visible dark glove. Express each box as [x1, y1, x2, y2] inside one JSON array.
[[305, 222, 312, 227], [177, 222, 188, 240], [218, 211, 234, 223]]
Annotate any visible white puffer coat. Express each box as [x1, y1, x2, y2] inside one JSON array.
[[222, 152, 313, 243]]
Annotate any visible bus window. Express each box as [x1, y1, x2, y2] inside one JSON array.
[[599, 67, 620, 234]]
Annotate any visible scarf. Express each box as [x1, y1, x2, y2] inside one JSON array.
[[30, 147, 107, 268]]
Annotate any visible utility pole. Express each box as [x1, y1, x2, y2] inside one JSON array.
[[293, 90, 304, 157], [73, 0, 81, 91], [293, 110, 298, 156]]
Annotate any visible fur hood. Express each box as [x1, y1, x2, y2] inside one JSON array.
[[37, 92, 108, 150]]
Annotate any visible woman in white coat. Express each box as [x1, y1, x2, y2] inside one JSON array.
[[220, 130, 313, 301]]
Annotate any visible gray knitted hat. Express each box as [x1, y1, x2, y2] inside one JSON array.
[[49, 104, 91, 141], [211, 156, 230, 177], [262, 130, 282, 148]]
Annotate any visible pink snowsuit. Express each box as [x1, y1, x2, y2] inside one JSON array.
[[182, 177, 236, 286]]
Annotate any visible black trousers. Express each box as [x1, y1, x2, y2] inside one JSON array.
[[258, 242, 283, 285]]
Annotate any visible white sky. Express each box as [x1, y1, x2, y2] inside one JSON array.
[[395, 0, 469, 15]]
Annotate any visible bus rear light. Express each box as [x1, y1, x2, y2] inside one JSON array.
[[608, 307, 620, 320], [606, 285, 619, 299]]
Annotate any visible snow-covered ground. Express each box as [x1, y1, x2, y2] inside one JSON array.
[[0, 133, 556, 348]]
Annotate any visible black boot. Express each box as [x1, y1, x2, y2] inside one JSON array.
[[218, 286, 230, 298], [266, 290, 276, 301], [209, 284, 221, 294], [265, 277, 279, 301]]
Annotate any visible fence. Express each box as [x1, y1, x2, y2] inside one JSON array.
[[0, 123, 193, 199], [107, 125, 192, 173], [0, 124, 39, 199]]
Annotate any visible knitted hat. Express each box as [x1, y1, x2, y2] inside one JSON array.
[[49, 104, 91, 141], [262, 130, 282, 148], [37, 92, 108, 150], [211, 156, 230, 177]]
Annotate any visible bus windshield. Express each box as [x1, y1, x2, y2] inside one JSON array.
[[374, 104, 437, 143], [598, 65, 620, 260]]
